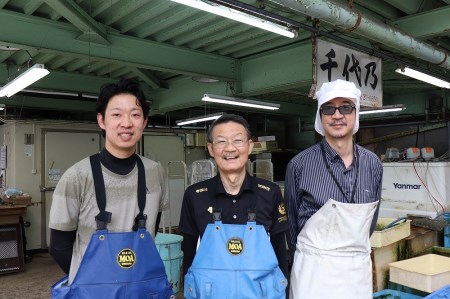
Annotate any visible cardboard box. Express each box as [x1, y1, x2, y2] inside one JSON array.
[[370, 218, 411, 248], [2, 196, 32, 206], [253, 141, 278, 152], [389, 254, 450, 293], [195, 133, 206, 147]]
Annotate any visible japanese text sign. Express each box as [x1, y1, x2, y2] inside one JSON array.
[[315, 39, 383, 107]]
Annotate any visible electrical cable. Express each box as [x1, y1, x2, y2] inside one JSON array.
[[412, 161, 445, 213]]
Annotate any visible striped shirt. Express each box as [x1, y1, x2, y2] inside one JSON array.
[[284, 139, 382, 263]]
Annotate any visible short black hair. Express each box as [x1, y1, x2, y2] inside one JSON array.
[[207, 114, 252, 143], [96, 78, 150, 118]]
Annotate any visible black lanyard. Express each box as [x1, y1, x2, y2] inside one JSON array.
[[320, 142, 359, 203]]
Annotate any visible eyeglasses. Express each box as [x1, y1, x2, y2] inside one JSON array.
[[320, 105, 355, 115], [212, 139, 248, 148]]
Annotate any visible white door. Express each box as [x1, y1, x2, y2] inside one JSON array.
[[42, 130, 102, 247]]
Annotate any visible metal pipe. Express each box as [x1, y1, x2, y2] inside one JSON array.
[[269, 0, 450, 70]]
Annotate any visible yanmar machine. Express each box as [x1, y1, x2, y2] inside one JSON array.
[[380, 161, 450, 219]]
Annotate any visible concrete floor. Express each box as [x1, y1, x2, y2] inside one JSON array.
[[0, 252, 64, 299], [0, 252, 183, 299]]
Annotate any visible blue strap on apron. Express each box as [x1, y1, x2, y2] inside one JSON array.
[[51, 154, 174, 299], [184, 197, 287, 298]]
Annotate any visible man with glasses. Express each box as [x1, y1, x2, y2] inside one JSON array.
[[179, 114, 289, 298], [285, 79, 382, 299]]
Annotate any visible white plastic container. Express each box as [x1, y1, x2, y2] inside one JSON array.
[[389, 254, 450, 293], [370, 218, 411, 248]]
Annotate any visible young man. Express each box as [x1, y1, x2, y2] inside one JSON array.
[[49, 78, 173, 298], [285, 79, 382, 299], [179, 114, 289, 298]]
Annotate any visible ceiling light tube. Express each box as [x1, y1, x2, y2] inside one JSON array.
[[359, 104, 405, 115], [0, 64, 50, 97], [202, 94, 280, 110], [22, 88, 79, 97], [395, 67, 450, 89], [176, 112, 224, 126], [170, 0, 297, 38]]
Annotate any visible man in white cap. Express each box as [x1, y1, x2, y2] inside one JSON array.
[[284, 79, 382, 299]]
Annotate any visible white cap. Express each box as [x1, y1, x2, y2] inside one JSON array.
[[314, 79, 361, 136]]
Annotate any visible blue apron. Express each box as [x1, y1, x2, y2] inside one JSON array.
[[51, 154, 174, 299], [184, 211, 287, 299]]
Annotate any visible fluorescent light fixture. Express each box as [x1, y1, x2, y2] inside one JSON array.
[[170, 0, 297, 38], [0, 64, 50, 97], [395, 67, 450, 89], [22, 88, 79, 97], [82, 94, 98, 99], [176, 112, 224, 126], [202, 94, 280, 110], [360, 104, 405, 115], [192, 76, 220, 83]]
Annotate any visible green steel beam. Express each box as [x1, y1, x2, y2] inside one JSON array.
[[389, 6, 450, 38], [43, 0, 110, 45], [0, 10, 237, 81]]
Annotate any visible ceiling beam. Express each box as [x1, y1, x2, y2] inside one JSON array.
[[129, 67, 167, 90], [388, 6, 450, 38], [0, 10, 238, 81], [0, 95, 96, 112], [43, 0, 110, 45], [383, 0, 424, 15], [240, 42, 313, 96]]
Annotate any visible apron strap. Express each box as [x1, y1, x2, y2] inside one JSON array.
[[132, 156, 147, 231], [90, 153, 112, 230], [212, 208, 222, 221], [89, 153, 147, 231]]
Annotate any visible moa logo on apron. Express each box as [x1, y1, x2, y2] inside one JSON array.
[[117, 248, 136, 268], [227, 238, 244, 255]]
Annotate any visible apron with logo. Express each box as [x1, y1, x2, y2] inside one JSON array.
[[51, 154, 174, 299], [184, 210, 288, 299]]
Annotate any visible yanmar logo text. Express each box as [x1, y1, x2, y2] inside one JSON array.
[[393, 183, 421, 190]]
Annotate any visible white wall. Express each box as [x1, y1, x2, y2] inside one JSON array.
[[1, 121, 100, 250]]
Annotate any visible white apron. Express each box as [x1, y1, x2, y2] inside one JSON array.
[[289, 198, 378, 299]]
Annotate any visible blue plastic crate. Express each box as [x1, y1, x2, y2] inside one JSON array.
[[374, 289, 423, 299], [424, 285, 450, 299]]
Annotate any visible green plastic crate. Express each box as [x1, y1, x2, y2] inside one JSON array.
[[374, 289, 423, 299]]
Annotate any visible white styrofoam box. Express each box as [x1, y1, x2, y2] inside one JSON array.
[[381, 162, 450, 219], [185, 133, 195, 146], [389, 254, 450, 293], [257, 136, 276, 142], [370, 218, 411, 248]]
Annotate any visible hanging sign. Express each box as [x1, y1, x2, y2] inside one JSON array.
[[315, 38, 383, 107]]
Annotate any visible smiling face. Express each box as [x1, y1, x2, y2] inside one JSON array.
[[97, 93, 148, 158], [207, 121, 254, 176], [320, 97, 356, 140]]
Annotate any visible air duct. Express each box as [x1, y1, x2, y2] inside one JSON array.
[[269, 0, 450, 70]]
